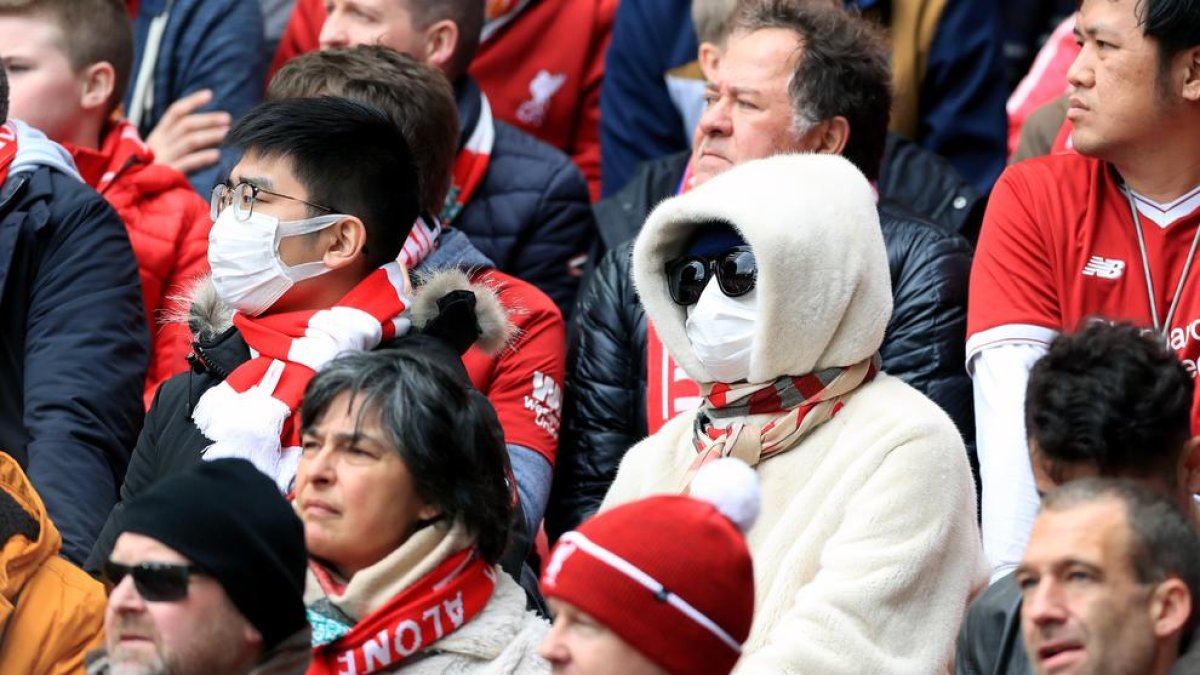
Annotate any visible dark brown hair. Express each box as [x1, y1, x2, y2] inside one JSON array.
[[268, 45, 458, 216]]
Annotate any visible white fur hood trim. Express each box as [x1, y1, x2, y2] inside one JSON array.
[[632, 154, 893, 384]]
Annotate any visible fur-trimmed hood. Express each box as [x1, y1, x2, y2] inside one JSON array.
[[180, 268, 515, 354], [631, 154, 892, 384]]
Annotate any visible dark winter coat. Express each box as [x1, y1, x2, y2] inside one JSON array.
[[453, 78, 595, 319], [547, 147, 975, 541], [0, 160, 147, 565]]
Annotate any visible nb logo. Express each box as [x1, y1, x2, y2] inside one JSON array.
[[1081, 256, 1126, 280]]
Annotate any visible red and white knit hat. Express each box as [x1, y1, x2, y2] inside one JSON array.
[[541, 458, 759, 674]]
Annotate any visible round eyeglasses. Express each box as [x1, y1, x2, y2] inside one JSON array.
[[210, 181, 335, 222]]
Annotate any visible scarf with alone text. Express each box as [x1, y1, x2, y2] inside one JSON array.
[[685, 356, 880, 485], [307, 547, 497, 675], [0, 122, 19, 187], [439, 95, 496, 226], [192, 262, 412, 490]]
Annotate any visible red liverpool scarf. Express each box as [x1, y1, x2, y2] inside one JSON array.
[[192, 263, 411, 489], [0, 122, 19, 187], [439, 95, 495, 226], [688, 356, 879, 479], [69, 120, 151, 193], [647, 157, 701, 433], [308, 548, 497, 675]]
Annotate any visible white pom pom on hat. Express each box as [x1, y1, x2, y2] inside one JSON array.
[[689, 457, 761, 534]]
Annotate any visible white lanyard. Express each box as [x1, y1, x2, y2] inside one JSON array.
[[1126, 188, 1200, 335]]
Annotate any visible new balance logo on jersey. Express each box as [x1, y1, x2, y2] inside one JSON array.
[[1081, 256, 1126, 279]]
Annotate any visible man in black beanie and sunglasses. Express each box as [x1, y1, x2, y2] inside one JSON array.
[[87, 458, 310, 675]]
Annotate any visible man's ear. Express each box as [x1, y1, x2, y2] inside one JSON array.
[[321, 216, 368, 270], [79, 62, 116, 113], [242, 620, 264, 650], [811, 115, 850, 157], [1181, 46, 1200, 102], [698, 42, 722, 80], [422, 19, 459, 74], [1150, 578, 1192, 641]]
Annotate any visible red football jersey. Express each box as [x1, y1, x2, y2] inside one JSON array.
[[969, 153, 1200, 417]]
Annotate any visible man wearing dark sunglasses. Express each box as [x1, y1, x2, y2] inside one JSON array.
[[87, 458, 309, 675]]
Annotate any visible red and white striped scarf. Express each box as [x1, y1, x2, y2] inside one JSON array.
[[399, 215, 442, 270], [0, 122, 19, 187], [686, 356, 879, 483], [439, 95, 495, 226], [193, 262, 412, 490]]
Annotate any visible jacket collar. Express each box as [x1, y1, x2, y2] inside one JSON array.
[[418, 228, 494, 272]]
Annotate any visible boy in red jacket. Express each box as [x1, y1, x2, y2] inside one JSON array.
[[0, 0, 211, 407]]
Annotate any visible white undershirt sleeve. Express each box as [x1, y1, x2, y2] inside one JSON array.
[[970, 334, 1055, 582]]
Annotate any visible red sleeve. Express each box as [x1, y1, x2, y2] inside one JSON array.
[[268, 0, 326, 83], [967, 163, 1063, 351], [464, 274, 567, 466], [570, 0, 616, 201]]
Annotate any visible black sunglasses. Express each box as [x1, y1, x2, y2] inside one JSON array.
[[103, 559, 205, 602], [665, 246, 757, 306]]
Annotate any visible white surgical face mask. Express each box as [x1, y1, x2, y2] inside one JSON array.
[[208, 209, 344, 316], [685, 281, 758, 382]]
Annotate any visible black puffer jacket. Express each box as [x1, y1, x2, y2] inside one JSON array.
[[547, 146, 975, 541], [452, 78, 595, 319]]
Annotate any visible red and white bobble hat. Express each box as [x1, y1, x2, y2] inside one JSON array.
[[541, 458, 759, 675]]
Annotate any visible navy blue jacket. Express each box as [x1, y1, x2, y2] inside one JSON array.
[[599, 0, 1007, 197], [127, 0, 266, 196], [453, 79, 595, 319], [0, 164, 148, 565]]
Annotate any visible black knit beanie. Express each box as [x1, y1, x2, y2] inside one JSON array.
[[120, 459, 308, 652]]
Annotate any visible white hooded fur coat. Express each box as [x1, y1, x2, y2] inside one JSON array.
[[604, 154, 988, 674]]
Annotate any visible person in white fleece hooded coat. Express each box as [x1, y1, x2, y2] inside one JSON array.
[[602, 153, 988, 674]]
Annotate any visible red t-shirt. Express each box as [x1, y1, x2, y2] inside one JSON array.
[[462, 269, 566, 465], [968, 153, 1200, 416]]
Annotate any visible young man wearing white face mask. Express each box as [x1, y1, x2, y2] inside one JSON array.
[[84, 96, 506, 573], [602, 153, 987, 672]]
